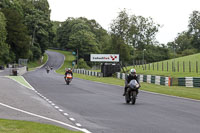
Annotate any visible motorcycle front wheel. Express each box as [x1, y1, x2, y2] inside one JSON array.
[[125, 91, 130, 104], [131, 91, 137, 104]]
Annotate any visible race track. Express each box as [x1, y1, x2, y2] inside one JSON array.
[[24, 51, 200, 133]]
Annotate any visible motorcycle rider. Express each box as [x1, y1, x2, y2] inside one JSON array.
[[123, 68, 140, 96], [64, 68, 73, 78], [45, 65, 50, 73]]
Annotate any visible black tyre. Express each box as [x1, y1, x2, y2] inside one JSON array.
[[131, 91, 137, 104], [67, 81, 69, 85], [125, 91, 130, 104]]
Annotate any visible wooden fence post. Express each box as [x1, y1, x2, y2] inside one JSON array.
[[183, 61, 185, 72], [196, 61, 198, 73], [149, 63, 150, 70], [157, 62, 159, 71], [145, 61, 146, 70], [189, 61, 191, 72], [177, 61, 179, 72], [153, 63, 154, 70], [167, 61, 168, 72]]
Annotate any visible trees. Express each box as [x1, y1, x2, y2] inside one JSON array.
[[2, 8, 31, 61], [167, 10, 200, 57], [57, 17, 109, 58], [0, 12, 10, 64], [19, 0, 53, 55], [0, 0, 53, 62], [110, 9, 160, 50], [188, 10, 200, 50], [110, 9, 161, 63]]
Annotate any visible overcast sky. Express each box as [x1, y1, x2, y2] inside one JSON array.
[[47, 0, 200, 44]]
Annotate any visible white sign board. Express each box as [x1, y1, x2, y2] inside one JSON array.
[[90, 54, 119, 62]]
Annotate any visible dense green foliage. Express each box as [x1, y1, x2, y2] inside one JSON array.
[[56, 17, 109, 59], [0, 12, 10, 64], [0, 0, 53, 64]]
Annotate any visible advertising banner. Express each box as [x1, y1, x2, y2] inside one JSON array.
[[90, 54, 119, 62]]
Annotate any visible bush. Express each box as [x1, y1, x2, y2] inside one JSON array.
[[181, 48, 198, 56], [77, 58, 90, 69]]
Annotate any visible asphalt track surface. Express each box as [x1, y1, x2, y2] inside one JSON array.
[[23, 51, 200, 133]]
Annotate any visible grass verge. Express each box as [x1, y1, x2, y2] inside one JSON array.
[[7, 76, 33, 89], [0, 119, 82, 133], [27, 53, 48, 71]]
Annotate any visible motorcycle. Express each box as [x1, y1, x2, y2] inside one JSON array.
[[65, 73, 73, 85], [125, 79, 139, 105]]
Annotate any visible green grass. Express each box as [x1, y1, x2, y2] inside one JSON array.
[[7, 76, 32, 89], [0, 119, 82, 133], [127, 53, 200, 78], [27, 54, 48, 71]]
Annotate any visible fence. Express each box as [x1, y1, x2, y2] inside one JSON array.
[[133, 60, 200, 73], [73, 69, 103, 77]]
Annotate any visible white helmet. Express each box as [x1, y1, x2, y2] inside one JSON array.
[[130, 69, 136, 74]]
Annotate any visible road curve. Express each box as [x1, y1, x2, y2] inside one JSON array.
[[24, 51, 200, 133]]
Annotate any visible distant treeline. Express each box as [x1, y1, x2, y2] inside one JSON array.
[[1, 0, 200, 67]]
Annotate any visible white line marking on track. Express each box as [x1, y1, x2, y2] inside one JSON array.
[[76, 123, 82, 127], [54, 106, 59, 109], [0, 102, 92, 133], [64, 113, 69, 116], [69, 118, 75, 121], [59, 109, 63, 112]]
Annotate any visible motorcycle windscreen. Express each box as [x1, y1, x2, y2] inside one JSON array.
[[129, 80, 138, 89], [66, 74, 72, 79]]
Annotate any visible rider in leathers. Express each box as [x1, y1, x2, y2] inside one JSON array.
[[123, 69, 140, 96], [64, 68, 73, 78]]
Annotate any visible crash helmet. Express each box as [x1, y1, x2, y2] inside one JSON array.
[[130, 68, 136, 75]]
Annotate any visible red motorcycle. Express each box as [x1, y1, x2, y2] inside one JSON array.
[[65, 73, 72, 85]]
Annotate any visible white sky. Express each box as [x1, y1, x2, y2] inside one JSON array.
[[47, 0, 200, 44]]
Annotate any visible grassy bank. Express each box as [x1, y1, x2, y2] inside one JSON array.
[[54, 49, 200, 100], [27, 54, 48, 71], [126, 53, 200, 78], [0, 119, 82, 133]]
